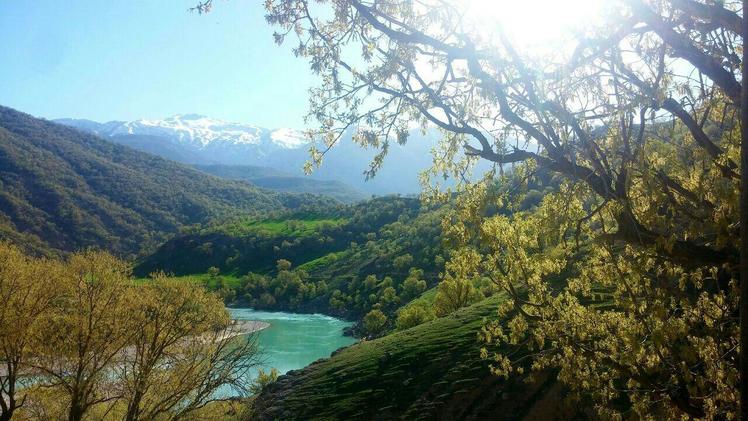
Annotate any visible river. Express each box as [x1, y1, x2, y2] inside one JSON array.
[[229, 308, 357, 382]]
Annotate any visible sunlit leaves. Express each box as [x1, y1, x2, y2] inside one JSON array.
[[264, 0, 742, 417]]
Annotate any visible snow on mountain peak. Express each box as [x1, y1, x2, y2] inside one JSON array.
[[106, 115, 307, 149], [270, 128, 308, 149]]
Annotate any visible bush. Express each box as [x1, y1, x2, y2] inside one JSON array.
[[395, 303, 434, 330], [362, 309, 387, 335]]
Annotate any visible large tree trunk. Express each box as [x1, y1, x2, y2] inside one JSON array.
[[0, 410, 13, 421], [740, 1, 748, 419], [68, 396, 85, 421], [0, 404, 14, 421]]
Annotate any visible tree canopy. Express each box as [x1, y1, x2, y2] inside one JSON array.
[[257, 0, 744, 418], [0, 243, 260, 421]]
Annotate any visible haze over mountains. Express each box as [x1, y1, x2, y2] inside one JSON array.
[[56, 114, 441, 196]]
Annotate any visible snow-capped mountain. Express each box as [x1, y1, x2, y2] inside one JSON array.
[[60, 114, 309, 152], [55, 114, 448, 195]]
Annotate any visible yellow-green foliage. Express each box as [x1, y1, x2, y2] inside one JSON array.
[[459, 168, 739, 419], [250, 367, 280, 395], [264, 0, 744, 417], [433, 248, 486, 317], [362, 309, 388, 335], [395, 302, 435, 330], [0, 243, 260, 421]]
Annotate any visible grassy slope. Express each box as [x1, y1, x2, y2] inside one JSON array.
[[140, 273, 244, 289], [252, 296, 578, 421], [215, 217, 346, 238]]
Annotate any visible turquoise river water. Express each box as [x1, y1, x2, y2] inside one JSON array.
[[228, 308, 357, 381]]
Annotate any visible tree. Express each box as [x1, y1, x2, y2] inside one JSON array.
[[250, 368, 280, 396], [433, 275, 482, 317], [400, 268, 427, 301], [395, 303, 434, 331], [433, 248, 484, 317], [0, 243, 62, 421], [119, 274, 260, 420], [33, 251, 135, 421], [276, 259, 292, 272], [260, 0, 744, 417], [5, 250, 262, 420], [392, 254, 413, 271], [362, 309, 388, 336], [379, 286, 400, 309]]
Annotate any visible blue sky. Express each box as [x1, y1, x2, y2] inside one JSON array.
[[0, 0, 313, 129]]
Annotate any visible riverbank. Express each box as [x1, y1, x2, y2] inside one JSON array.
[[220, 319, 270, 340]]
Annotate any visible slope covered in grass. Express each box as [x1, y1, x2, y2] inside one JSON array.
[[251, 296, 578, 420]]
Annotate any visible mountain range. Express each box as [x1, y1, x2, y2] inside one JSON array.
[[55, 114, 443, 195], [0, 106, 336, 257]]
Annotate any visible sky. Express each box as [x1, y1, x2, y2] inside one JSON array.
[[0, 0, 314, 129]]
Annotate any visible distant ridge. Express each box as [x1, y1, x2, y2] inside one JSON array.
[[57, 117, 368, 201], [194, 164, 366, 203]]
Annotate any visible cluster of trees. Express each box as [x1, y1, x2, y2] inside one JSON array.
[[236, 257, 496, 337], [237, 261, 433, 335], [0, 243, 259, 420], [261, 0, 745, 417]]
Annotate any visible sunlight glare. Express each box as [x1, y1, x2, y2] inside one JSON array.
[[462, 0, 607, 50]]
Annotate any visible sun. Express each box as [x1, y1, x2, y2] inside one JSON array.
[[461, 0, 607, 50]]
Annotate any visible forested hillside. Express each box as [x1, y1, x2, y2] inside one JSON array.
[[0, 106, 335, 257], [135, 196, 449, 325]]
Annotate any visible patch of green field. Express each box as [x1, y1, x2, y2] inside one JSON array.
[[399, 287, 438, 311], [296, 251, 347, 272], [215, 216, 346, 238], [253, 295, 576, 420], [137, 274, 242, 291]]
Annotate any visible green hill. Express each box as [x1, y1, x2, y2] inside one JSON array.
[[134, 196, 447, 323], [135, 196, 428, 276], [251, 296, 578, 420], [0, 106, 335, 257]]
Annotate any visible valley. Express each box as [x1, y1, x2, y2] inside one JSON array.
[[0, 107, 502, 418], [1, 0, 743, 418], [0, 106, 526, 419]]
